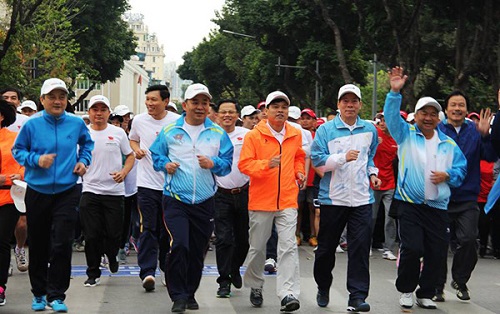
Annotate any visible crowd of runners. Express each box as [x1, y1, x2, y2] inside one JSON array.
[[1, 66, 500, 313]]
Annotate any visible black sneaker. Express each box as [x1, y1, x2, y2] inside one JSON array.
[[250, 288, 263, 307], [316, 289, 329, 307], [280, 294, 300, 312], [171, 299, 187, 313], [108, 256, 119, 274], [217, 283, 231, 298], [231, 271, 242, 289], [187, 298, 199, 310], [456, 283, 470, 301], [433, 289, 445, 302], [84, 277, 101, 287], [347, 299, 370, 312]]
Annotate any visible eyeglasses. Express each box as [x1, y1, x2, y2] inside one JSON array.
[[218, 110, 237, 115]]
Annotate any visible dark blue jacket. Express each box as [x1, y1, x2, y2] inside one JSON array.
[[438, 119, 497, 203]]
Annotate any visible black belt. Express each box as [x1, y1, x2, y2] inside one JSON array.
[[0, 185, 12, 190], [218, 183, 249, 195]]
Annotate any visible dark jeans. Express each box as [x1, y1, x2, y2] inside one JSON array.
[[120, 193, 137, 249], [137, 187, 168, 279], [436, 201, 479, 289], [314, 204, 372, 301], [79, 192, 124, 279], [26, 185, 80, 302], [0, 204, 19, 289], [266, 224, 278, 260], [163, 195, 214, 301], [478, 201, 500, 254], [214, 189, 249, 285], [396, 201, 449, 299]]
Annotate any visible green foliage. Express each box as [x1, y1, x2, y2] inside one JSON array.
[[71, 0, 136, 84], [180, 0, 500, 114], [0, 0, 79, 99]]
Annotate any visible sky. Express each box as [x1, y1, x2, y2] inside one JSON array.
[[127, 0, 226, 65]]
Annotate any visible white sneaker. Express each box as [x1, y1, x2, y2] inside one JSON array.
[[335, 245, 344, 253], [15, 246, 28, 272], [399, 293, 414, 309], [160, 270, 167, 286], [416, 297, 437, 309], [264, 258, 277, 273], [383, 251, 397, 261]]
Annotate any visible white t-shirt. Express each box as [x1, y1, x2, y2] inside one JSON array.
[[424, 131, 439, 200], [83, 124, 133, 195], [124, 159, 138, 197], [129, 111, 180, 190], [183, 121, 204, 143], [7, 113, 29, 132], [287, 121, 312, 157], [216, 127, 250, 189], [267, 122, 286, 144]]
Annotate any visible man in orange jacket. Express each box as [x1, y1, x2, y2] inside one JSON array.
[[239, 91, 306, 313]]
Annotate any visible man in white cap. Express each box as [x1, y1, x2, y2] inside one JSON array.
[[79, 95, 134, 287], [19, 100, 37, 117], [113, 104, 132, 133], [240, 105, 259, 130], [150, 83, 233, 312], [167, 102, 178, 113], [239, 90, 305, 312], [311, 83, 380, 312], [383, 67, 467, 311], [129, 84, 179, 292], [13, 78, 94, 313]]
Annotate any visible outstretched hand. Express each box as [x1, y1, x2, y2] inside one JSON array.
[[389, 66, 408, 93], [477, 108, 492, 137]]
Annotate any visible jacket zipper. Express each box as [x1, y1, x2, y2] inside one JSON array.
[[277, 144, 282, 210], [53, 119, 58, 194]]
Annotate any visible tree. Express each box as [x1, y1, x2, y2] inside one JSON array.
[[0, 0, 79, 99], [70, 0, 136, 108]]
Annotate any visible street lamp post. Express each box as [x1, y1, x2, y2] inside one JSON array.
[[372, 54, 377, 119]]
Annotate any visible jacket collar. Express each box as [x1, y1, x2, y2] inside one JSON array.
[[175, 112, 214, 128]]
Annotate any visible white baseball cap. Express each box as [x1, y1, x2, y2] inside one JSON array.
[[167, 102, 178, 112], [338, 84, 362, 100], [414, 96, 442, 112], [184, 83, 212, 101], [113, 104, 132, 116], [288, 106, 301, 120], [241, 105, 259, 118], [265, 91, 290, 107], [88, 95, 111, 110], [10, 180, 27, 213], [406, 112, 415, 122], [19, 100, 37, 111], [40, 78, 68, 96]]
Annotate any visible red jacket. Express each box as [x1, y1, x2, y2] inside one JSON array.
[[238, 120, 305, 211], [373, 127, 397, 190]]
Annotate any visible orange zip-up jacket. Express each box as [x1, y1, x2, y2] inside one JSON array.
[[0, 128, 24, 206], [238, 120, 305, 211]]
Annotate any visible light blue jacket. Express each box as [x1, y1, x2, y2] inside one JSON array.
[[150, 113, 233, 204], [384, 91, 467, 210], [12, 111, 94, 194], [311, 115, 379, 206]]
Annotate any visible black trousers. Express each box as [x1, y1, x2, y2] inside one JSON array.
[[163, 195, 214, 302], [120, 193, 137, 249], [137, 187, 168, 279], [25, 185, 80, 302], [0, 204, 19, 289], [396, 201, 449, 299], [436, 201, 479, 289], [79, 192, 124, 279], [214, 189, 249, 285], [314, 204, 372, 301]]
